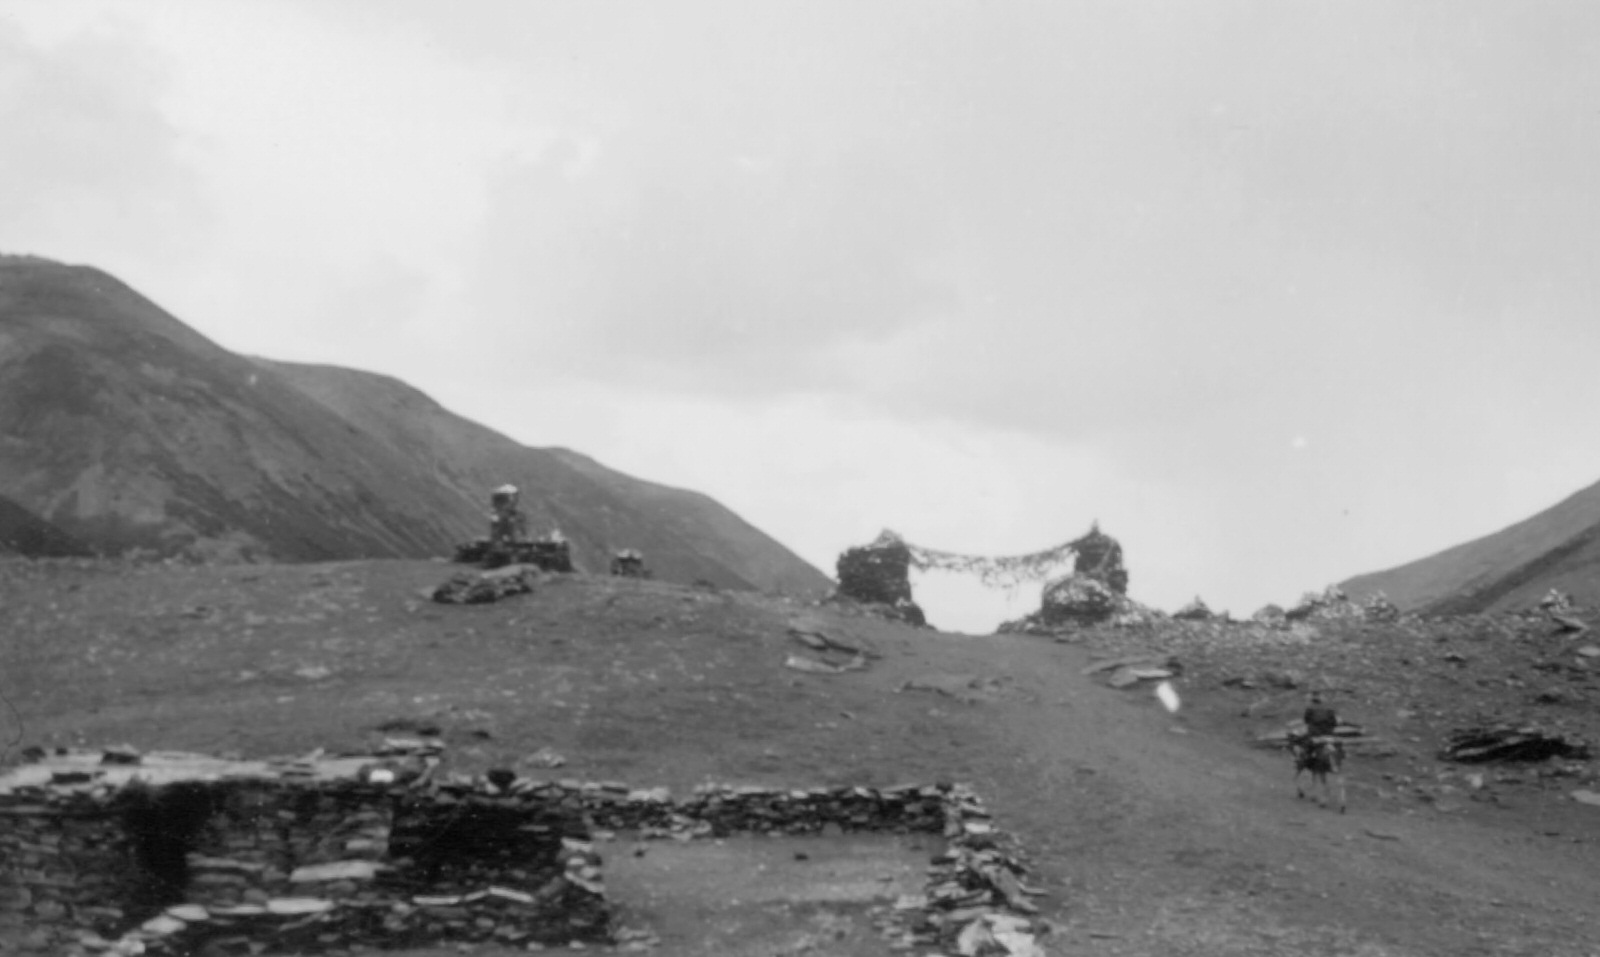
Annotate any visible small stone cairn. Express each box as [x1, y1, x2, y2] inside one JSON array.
[[608, 549, 649, 579]]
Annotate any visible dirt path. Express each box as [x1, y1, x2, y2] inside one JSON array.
[[917, 633, 1600, 957]]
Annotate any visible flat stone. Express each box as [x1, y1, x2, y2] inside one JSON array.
[[1571, 790, 1600, 807], [1576, 646, 1600, 658], [289, 860, 381, 882], [1105, 668, 1142, 689], [265, 898, 334, 915], [164, 904, 208, 921], [139, 915, 187, 935]]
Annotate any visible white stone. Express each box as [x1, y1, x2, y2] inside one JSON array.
[[138, 915, 185, 935], [164, 904, 208, 921], [266, 898, 335, 915], [289, 860, 381, 882]]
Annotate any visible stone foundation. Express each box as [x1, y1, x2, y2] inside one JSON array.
[[1, 750, 1047, 956]]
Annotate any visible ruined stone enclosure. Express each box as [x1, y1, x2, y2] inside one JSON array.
[[1, 747, 1047, 956]]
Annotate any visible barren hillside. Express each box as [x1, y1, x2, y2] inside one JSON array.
[[0, 255, 829, 594], [1342, 477, 1600, 614]]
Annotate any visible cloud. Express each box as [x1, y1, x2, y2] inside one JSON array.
[[0, 15, 206, 267]]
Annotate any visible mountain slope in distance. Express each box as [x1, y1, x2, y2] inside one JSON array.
[[1341, 478, 1600, 614], [0, 254, 830, 595]]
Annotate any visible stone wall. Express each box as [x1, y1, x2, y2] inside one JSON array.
[[1, 751, 1048, 957]]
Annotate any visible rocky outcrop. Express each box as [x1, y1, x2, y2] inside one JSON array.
[[1173, 597, 1214, 621]]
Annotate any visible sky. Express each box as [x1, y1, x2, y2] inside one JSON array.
[[4, 0, 1600, 631]]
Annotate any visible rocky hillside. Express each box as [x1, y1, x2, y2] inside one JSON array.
[[0, 255, 830, 594], [1342, 478, 1600, 614]]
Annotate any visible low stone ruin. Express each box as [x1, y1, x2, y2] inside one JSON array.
[[1, 746, 1049, 957], [832, 536, 928, 627], [451, 534, 574, 573]]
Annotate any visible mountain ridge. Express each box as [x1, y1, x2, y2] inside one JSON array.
[[0, 255, 831, 594], [1341, 476, 1600, 614]]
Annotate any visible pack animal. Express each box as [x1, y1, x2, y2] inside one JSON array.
[[1292, 736, 1346, 813]]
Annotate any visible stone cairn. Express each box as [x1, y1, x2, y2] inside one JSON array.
[[1000, 524, 1142, 632], [833, 535, 928, 627], [608, 549, 649, 579], [1, 746, 1049, 957]]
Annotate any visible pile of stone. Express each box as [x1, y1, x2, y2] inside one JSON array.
[[1250, 604, 1288, 628], [1539, 588, 1575, 613], [1362, 591, 1402, 623], [1439, 725, 1592, 763], [884, 784, 1047, 955], [452, 537, 574, 573], [998, 578, 1160, 635], [431, 566, 536, 605], [609, 549, 649, 578], [1172, 597, 1214, 621], [1285, 585, 1366, 623]]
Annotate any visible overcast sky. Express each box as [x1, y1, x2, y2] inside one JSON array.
[[5, 1, 1600, 630]]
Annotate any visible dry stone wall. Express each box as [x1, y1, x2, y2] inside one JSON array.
[[1, 748, 1047, 957]]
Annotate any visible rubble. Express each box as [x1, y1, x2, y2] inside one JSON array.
[[1439, 725, 1592, 763], [1538, 588, 1574, 613], [1172, 597, 1214, 621], [1251, 604, 1288, 628], [1362, 591, 1402, 623], [431, 565, 536, 605]]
